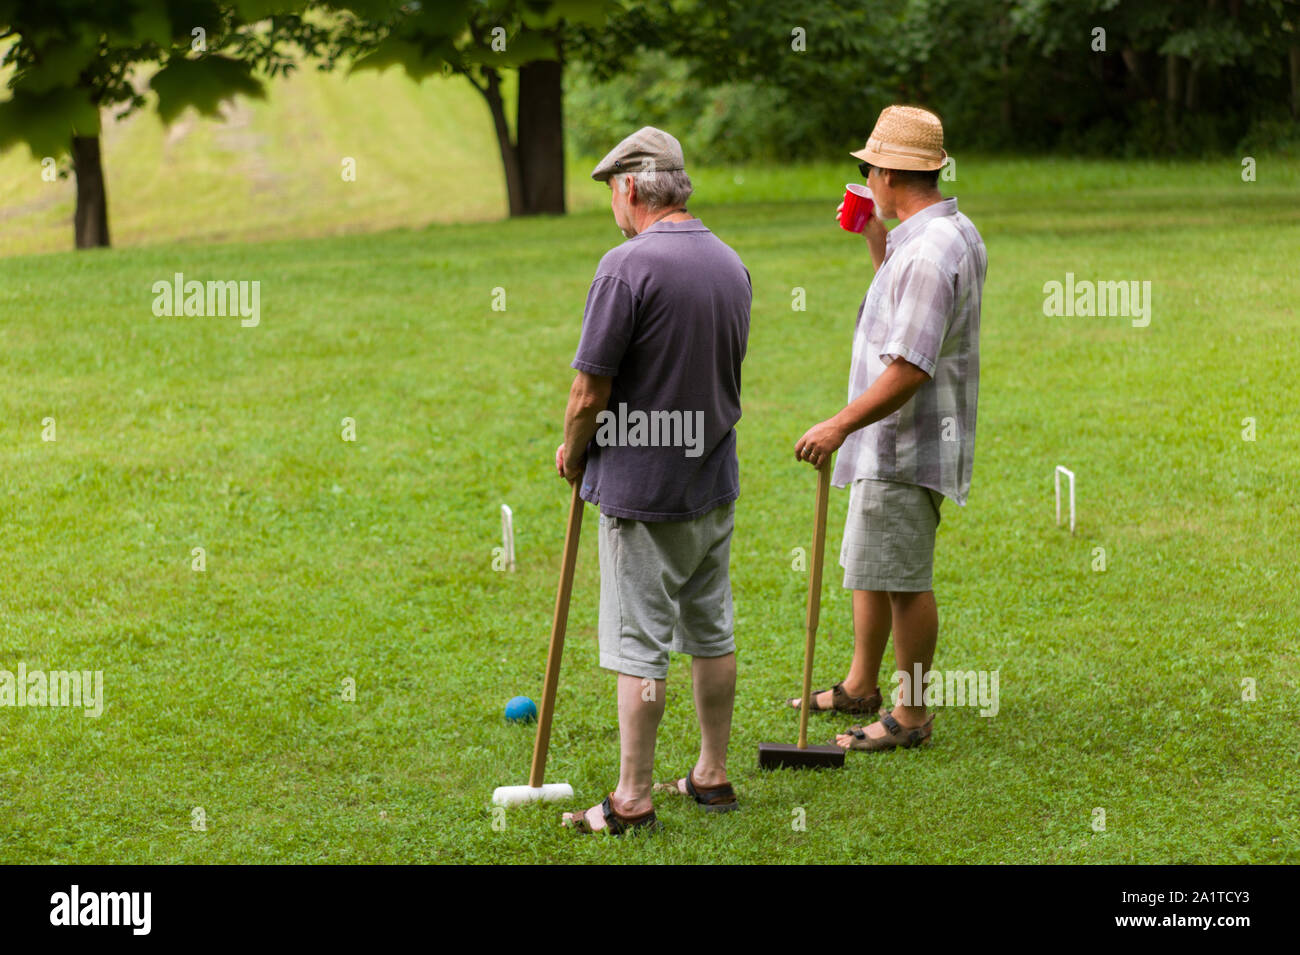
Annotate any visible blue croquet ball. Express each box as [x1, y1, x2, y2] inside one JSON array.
[[505, 696, 538, 723]]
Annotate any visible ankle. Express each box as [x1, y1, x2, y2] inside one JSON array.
[[692, 763, 728, 787], [612, 786, 654, 815], [842, 677, 879, 699], [892, 705, 927, 726]]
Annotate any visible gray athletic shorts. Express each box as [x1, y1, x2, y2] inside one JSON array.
[[840, 479, 943, 592], [597, 502, 736, 681]]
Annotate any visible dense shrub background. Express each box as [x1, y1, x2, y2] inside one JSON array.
[[565, 0, 1300, 161]]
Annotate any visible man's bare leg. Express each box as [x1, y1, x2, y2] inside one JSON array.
[[798, 589, 891, 710], [838, 589, 937, 744], [662, 652, 735, 793], [563, 672, 665, 830], [614, 671, 667, 807], [889, 589, 937, 725], [846, 589, 893, 699]]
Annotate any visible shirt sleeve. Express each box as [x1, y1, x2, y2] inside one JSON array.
[[878, 254, 953, 378], [572, 274, 636, 376]]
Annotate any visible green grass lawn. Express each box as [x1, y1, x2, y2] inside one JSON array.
[[1, 156, 1298, 864]]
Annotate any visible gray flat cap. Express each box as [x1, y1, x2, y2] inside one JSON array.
[[590, 126, 686, 182]]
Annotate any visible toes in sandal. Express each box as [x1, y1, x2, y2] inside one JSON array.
[[788, 687, 832, 710], [841, 709, 933, 752], [788, 681, 883, 715], [655, 770, 739, 813], [563, 794, 661, 836]]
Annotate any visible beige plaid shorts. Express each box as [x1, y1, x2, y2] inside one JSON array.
[[840, 479, 943, 592]]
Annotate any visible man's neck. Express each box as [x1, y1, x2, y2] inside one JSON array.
[[895, 191, 944, 224], [631, 206, 691, 235]]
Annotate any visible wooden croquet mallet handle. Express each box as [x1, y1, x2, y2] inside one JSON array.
[[529, 480, 584, 787], [797, 460, 832, 750]]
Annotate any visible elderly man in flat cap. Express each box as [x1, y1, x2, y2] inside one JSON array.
[[791, 105, 987, 753], [556, 127, 752, 833]]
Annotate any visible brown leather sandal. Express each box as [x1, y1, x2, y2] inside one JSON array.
[[788, 681, 884, 715], [562, 794, 661, 836], [839, 709, 933, 752], [654, 769, 739, 813]]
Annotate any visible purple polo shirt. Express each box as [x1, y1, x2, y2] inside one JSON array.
[[571, 218, 751, 521]]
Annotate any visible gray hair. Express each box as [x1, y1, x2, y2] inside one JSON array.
[[616, 169, 693, 209]]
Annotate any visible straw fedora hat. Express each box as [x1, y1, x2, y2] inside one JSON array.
[[851, 105, 947, 172]]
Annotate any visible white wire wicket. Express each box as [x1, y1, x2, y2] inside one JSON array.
[[1054, 466, 1076, 534], [500, 504, 516, 571]]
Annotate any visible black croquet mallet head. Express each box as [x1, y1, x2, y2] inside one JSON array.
[[758, 740, 845, 770]]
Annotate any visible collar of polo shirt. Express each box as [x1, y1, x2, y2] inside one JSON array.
[[884, 196, 959, 261]]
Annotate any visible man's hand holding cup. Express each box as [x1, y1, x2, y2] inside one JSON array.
[[837, 184, 886, 264]]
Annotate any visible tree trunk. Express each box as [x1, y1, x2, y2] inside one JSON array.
[[479, 68, 525, 217], [72, 135, 110, 249], [1290, 43, 1299, 119], [517, 59, 565, 215], [1164, 52, 1182, 141], [999, 29, 1012, 133], [1122, 48, 1152, 98]]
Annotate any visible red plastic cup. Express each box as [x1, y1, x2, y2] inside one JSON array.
[[839, 183, 875, 233]]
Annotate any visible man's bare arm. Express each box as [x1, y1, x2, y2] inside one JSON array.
[[794, 357, 930, 470], [557, 371, 613, 483]]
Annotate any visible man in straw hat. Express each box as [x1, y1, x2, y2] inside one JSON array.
[[791, 105, 987, 752], [556, 127, 752, 832]]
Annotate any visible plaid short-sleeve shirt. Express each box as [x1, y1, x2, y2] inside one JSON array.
[[832, 197, 987, 505]]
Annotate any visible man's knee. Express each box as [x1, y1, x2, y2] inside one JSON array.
[[888, 589, 936, 614]]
